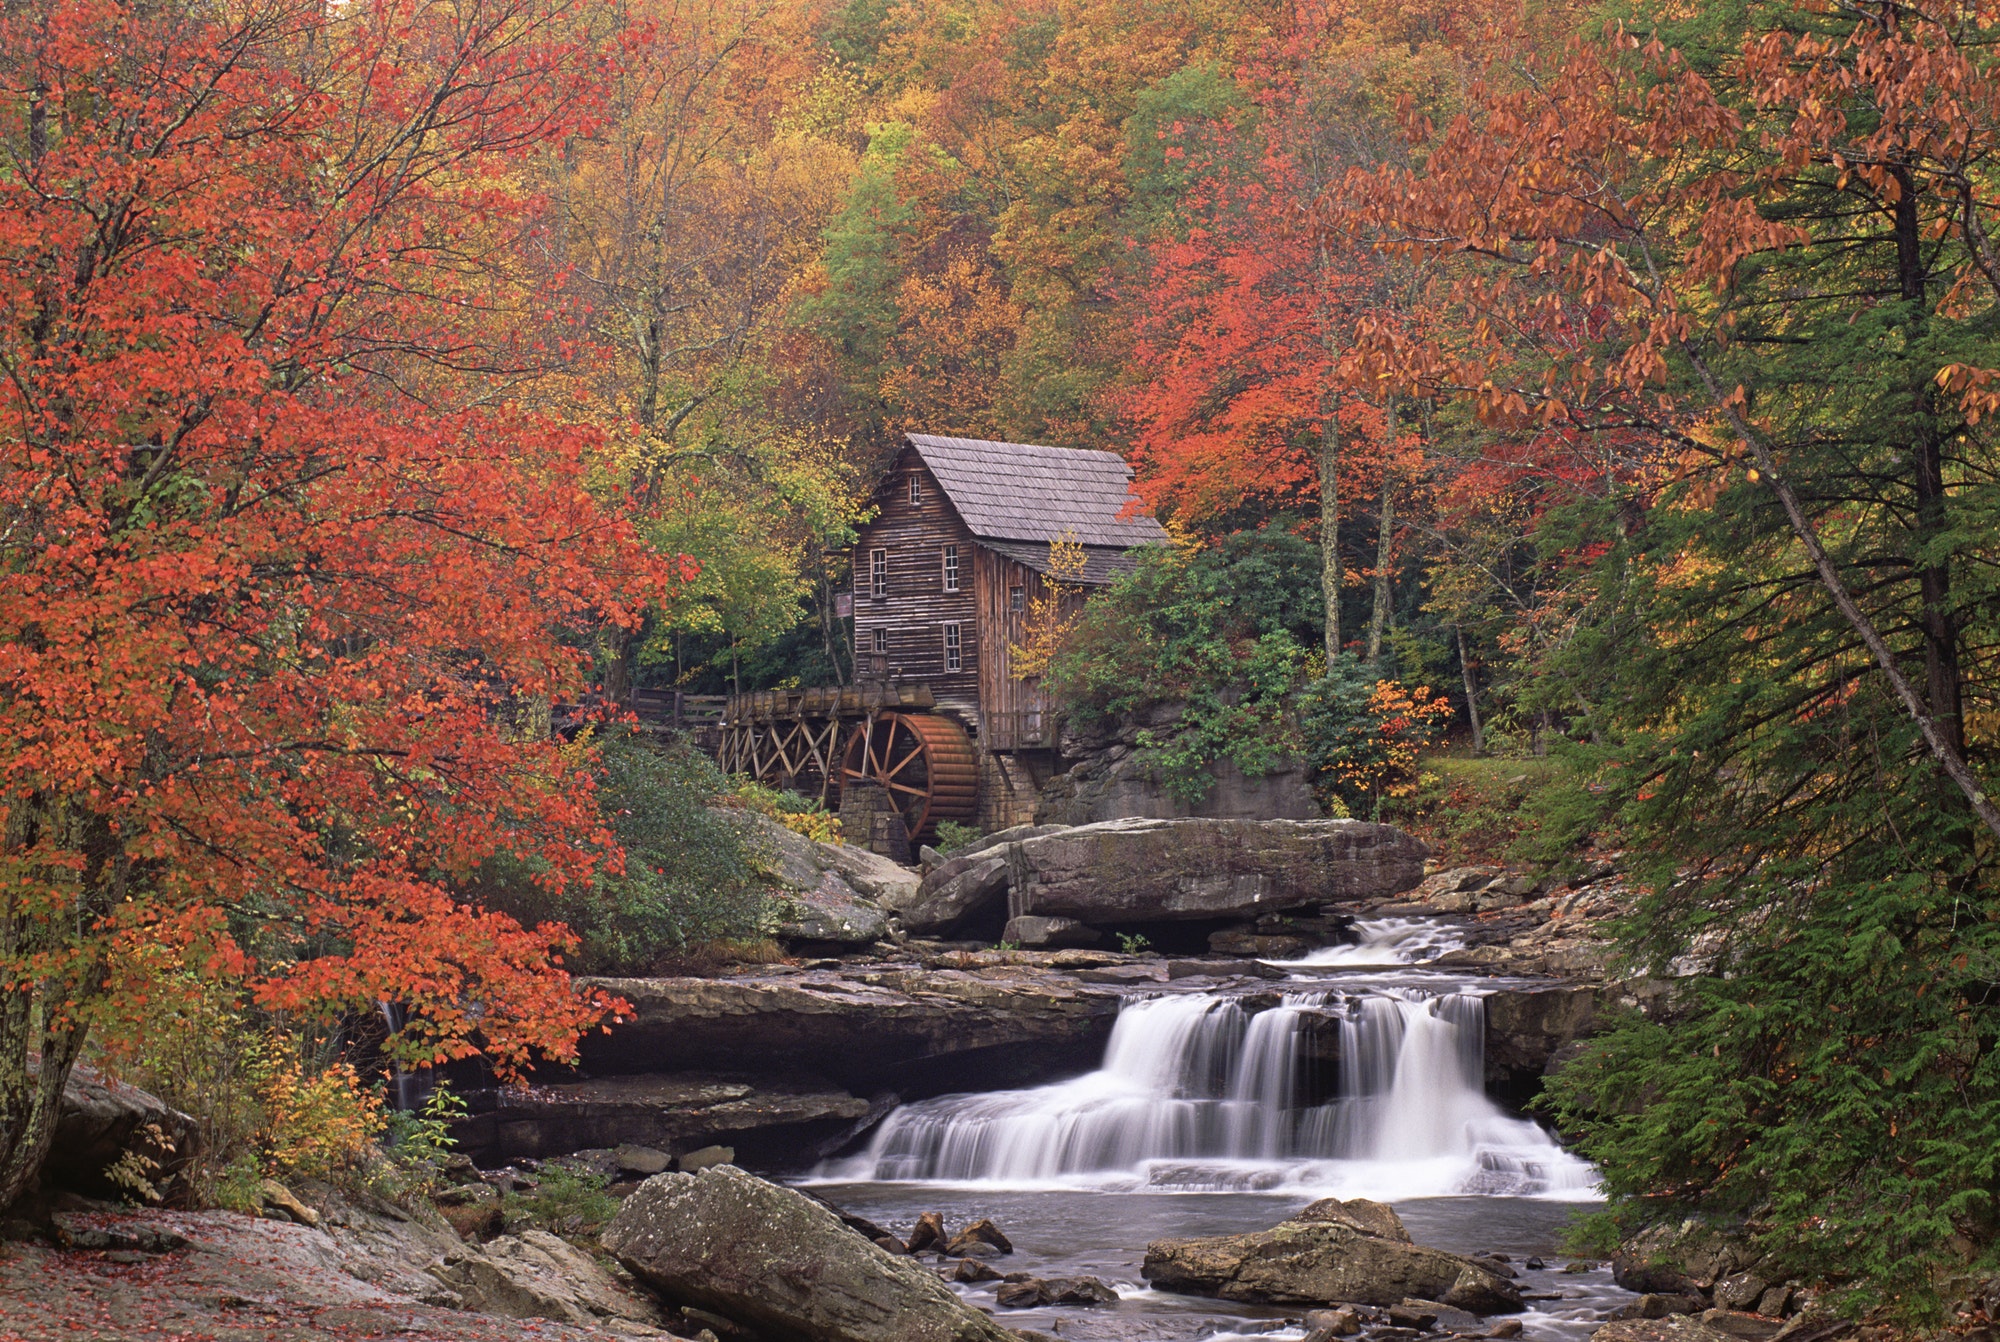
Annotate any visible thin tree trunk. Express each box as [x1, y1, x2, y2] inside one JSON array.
[[1319, 411, 1341, 661], [0, 1015, 88, 1214], [817, 561, 846, 687], [1366, 400, 1399, 664], [1, 798, 109, 1213], [1891, 166, 1965, 759], [1685, 343, 2000, 842], [1367, 460, 1394, 664], [1456, 624, 1485, 755], [602, 626, 634, 705]]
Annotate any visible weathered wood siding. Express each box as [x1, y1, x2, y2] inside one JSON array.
[[973, 546, 1058, 750], [851, 447, 981, 723]]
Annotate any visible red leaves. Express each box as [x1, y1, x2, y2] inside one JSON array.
[[0, 1, 669, 1081], [1115, 105, 1393, 526]]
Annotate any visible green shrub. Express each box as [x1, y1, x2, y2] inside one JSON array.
[[502, 1165, 620, 1238], [933, 820, 981, 852], [472, 731, 768, 974], [383, 1084, 467, 1193], [721, 778, 843, 844], [1047, 527, 1322, 800]]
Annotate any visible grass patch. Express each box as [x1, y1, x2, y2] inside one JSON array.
[[501, 1166, 621, 1239], [1385, 752, 1578, 865]]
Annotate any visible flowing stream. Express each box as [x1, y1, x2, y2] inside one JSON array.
[[808, 918, 1620, 1341], [824, 919, 1596, 1200]]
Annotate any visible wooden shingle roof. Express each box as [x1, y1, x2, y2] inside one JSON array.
[[905, 433, 1170, 550], [982, 540, 1148, 586]]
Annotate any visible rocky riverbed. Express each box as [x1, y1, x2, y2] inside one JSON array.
[[12, 818, 1677, 1342]]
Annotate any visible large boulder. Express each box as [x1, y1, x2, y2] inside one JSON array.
[[898, 854, 1011, 937], [1142, 1197, 1522, 1313], [776, 873, 893, 946], [601, 1164, 1018, 1342], [428, 1228, 666, 1331], [39, 1062, 194, 1199], [449, 1073, 872, 1165], [887, 825, 1069, 935], [817, 835, 923, 908], [724, 808, 916, 942], [1007, 818, 1428, 924], [579, 964, 1120, 1094], [1483, 984, 1602, 1101]]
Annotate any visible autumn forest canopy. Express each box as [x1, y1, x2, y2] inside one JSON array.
[[11, 0, 2000, 1310]]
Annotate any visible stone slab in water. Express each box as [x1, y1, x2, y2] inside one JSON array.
[[1142, 1202, 1524, 1313], [1007, 818, 1429, 923]]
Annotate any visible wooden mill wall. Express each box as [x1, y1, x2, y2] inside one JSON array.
[[972, 548, 1060, 750], [851, 447, 981, 724]]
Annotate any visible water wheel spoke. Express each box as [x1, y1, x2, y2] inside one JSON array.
[[884, 742, 926, 779], [885, 780, 928, 796]]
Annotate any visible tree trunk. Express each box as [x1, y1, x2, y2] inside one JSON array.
[[0, 1015, 87, 1214], [1368, 460, 1394, 664], [602, 625, 635, 705], [1319, 411, 1341, 661], [1, 798, 110, 1212], [1456, 624, 1485, 755], [1892, 164, 1966, 759]]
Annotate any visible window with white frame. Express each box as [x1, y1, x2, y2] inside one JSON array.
[[908, 474, 923, 506], [872, 628, 887, 654], [942, 544, 959, 592], [1009, 584, 1025, 612], [943, 622, 962, 672], [870, 548, 887, 598]]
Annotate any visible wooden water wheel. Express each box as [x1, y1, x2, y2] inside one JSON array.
[[840, 711, 979, 841]]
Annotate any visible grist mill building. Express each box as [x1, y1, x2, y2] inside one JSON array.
[[714, 432, 1168, 843]]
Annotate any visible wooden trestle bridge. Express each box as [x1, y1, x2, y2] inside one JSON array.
[[708, 681, 979, 840]]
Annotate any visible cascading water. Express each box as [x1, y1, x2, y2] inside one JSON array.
[[1279, 916, 1469, 967], [823, 920, 1597, 1200]]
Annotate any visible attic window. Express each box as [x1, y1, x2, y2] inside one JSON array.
[[908, 474, 923, 506]]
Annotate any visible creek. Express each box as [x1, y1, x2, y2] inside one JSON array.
[[806, 918, 1627, 1342]]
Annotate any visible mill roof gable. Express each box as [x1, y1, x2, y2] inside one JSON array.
[[902, 433, 1170, 551]]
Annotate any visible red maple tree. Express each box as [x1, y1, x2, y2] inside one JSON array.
[[1114, 86, 1409, 656], [0, 0, 669, 1207]]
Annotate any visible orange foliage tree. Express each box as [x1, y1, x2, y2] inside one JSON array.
[[1114, 90, 1410, 661], [1342, 1, 2000, 835], [0, 0, 667, 1207]]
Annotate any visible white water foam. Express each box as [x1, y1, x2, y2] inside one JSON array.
[[819, 946, 1598, 1200], [1274, 916, 1467, 967]]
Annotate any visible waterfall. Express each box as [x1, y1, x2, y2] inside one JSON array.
[[824, 923, 1597, 1199], [379, 1001, 418, 1112]]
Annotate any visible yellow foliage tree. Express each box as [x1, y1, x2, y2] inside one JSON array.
[[1009, 532, 1090, 678]]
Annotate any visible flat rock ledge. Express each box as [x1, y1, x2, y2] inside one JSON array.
[[602, 1164, 1016, 1342], [578, 963, 1121, 1094], [895, 817, 1429, 942], [450, 1073, 872, 1165], [1141, 1197, 1523, 1313]]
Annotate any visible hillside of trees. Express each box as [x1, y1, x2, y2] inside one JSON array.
[[5, 0, 2000, 1319]]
